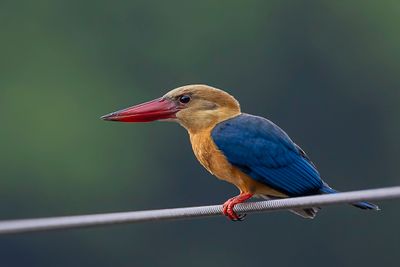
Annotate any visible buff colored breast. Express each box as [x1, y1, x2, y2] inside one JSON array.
[[189, 128, 286, 197]]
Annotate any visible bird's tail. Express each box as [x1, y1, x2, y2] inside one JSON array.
[[319, 184, 380, 210], [289, 207, 320, 219], [258, 195, 320, 219]]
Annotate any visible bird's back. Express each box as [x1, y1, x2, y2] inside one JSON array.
[[211, 113, 324, 197], [189, 127, 286, 196]]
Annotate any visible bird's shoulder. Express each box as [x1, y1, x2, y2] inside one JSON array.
[[211, 113, 297, 154], [211, 113, 323, 196]]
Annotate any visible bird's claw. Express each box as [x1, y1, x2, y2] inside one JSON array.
[[232, 213, 247, 222], [222, 193, 253, 222]]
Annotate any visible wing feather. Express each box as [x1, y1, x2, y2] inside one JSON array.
[[211, 114, 323, 196]]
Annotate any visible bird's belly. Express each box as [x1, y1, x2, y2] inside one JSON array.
[[190, 130, 286, 197]]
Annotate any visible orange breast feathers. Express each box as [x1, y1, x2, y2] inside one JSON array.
[[189, 128, 286, 197]]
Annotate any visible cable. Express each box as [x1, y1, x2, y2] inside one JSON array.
[[0, 186, 399, 235]]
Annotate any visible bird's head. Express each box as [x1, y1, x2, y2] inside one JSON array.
[[101, 84, 241, 132]]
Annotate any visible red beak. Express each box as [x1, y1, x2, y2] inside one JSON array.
[[101, 97, 179, 122]]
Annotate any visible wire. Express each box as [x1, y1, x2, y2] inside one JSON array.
[[0, 186, 399, 235]]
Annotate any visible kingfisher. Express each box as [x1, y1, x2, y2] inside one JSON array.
[[102, 84, 379, 220]]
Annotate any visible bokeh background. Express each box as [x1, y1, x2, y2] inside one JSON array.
[[1, 1, 399, 266]]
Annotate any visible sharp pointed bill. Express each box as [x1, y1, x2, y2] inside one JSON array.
[[101, 97, 180, 122]]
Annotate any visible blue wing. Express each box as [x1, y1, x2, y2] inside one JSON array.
[[211, 114, 323, 196]]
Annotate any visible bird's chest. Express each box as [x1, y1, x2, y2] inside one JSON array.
[[189, 131, 234, 182], [188, 130, 285, 196]]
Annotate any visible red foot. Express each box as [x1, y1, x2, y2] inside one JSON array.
[[222, 193, 253, 221]]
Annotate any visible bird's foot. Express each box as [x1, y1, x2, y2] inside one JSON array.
[[222, 193, 253, 221]]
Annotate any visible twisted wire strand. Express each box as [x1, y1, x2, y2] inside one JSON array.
[[0, 186, 399, 235]]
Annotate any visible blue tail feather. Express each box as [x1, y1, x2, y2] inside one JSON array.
[[319, 185, 380, 211], [352, 201, 380, 210]]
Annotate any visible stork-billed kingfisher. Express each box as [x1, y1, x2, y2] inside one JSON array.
[[102, 84, 379, 220]]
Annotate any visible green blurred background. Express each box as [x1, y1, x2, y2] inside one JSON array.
[[1, 1, 399, 266]]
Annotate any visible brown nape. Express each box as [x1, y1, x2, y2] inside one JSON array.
[[189, 86, 240, 111], [165, 84, 240, 111], [164, 85, 241, 132]]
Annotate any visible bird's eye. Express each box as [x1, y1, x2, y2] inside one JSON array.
[[179, 95, 191, 104]]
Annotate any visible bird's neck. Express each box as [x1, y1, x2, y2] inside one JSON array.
[[181, 109, 241, 135]]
